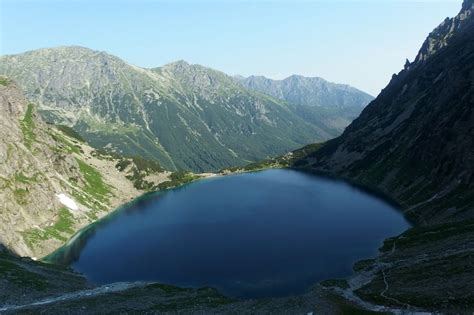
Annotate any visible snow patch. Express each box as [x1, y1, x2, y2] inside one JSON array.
[[56, 193, 79, 211]]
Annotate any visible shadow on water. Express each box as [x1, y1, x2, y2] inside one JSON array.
[[45, 179, 204, 265], [44, 191, 163, 265], [291, 167, 415, 224]]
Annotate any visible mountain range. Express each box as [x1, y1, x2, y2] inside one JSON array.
[[235, 74, 372, 130], [0, 0, 473, 312], [0, 48, 372, 172]]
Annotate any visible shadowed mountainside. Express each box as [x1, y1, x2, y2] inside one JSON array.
[[294, 1, 474, 311]]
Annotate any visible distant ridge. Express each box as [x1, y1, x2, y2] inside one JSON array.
[[0, 46, 372, 171]]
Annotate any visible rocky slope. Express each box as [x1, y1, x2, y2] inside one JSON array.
[[0, 78, 169, 258], [299, 0, 474, 225], [0, 49, 366, 172], [236, 75, 374, 131], [0, 246, 384, 315], [294, 0, 474, 311]]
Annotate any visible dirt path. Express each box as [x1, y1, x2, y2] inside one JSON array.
[[0, 282, 150, 313]]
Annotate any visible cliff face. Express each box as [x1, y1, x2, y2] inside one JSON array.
[[0, 78, 166, 258], [299, 1, 474, 225]]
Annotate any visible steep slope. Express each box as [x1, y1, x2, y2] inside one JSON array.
[[0, 78, 168, 258], [0, 246, 379, 315], [294, 1, 474, 311], [235, 75, 374, 131], [299, 0, 474, 225], [0, 49, 338, 172]]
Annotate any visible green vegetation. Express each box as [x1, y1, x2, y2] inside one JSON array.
[[65, 157, 113, 220], [22, 208, 75, 248], [355, 252, 474, 309], [2, 47, 343, 172], [26, 283, 235, 313], [222, 142, 323, 173], [289, 143, 323, 164], [49, 129, 83, 154], [380, 219, 474, 253], [14, 172, 39, 184], [0, 76, 10, 86], [56, 125, 85, 142], [320, 279, 350, 290], [75, 158, 111, 203], [115, 155, 164, 190], [0, 257, 49, 291], [20, 103, 36, 149], [13, 188, 29, 205], [157, 171, 199, 190]]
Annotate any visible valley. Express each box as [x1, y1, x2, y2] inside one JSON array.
[[0, 0, 473, 314], [0, 49, 372, 172]]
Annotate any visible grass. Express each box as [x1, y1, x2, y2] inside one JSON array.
[[380, 219, 474, 253], [0, 77, 10, 86], [50, 130, 82, 154], [14, 172, 39, 184], [20, 103, 36, 149], [68, 157, 112, 220], [221, 142, 324, 174], [116, 155, 164, 190], [157, 171, 199, 190], [27, 283, 234, 313], [0, 258, 50, 291], [13, 188, 29, 205], [22, 208, 75, 248], [75, 157, 111, 203], [56, 125, 85, 142]]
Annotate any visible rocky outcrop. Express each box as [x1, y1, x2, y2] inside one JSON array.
[[0, 79, 167, 258]]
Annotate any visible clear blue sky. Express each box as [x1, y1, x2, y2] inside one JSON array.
[[0, 0, 463, 96]]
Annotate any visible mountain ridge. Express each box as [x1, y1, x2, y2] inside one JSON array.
[[235, 73, 374, 131], [0, 46, 372, 172], [299, 0, 474, 225], [291, 0, 474, 310]]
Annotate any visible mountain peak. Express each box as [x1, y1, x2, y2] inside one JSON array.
[[413, 0, 473, 65], [236, 73, 373, 115], [162, 60, 192, 70]]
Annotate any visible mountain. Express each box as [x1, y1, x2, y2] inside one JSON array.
[[0, 49, 354, 172], [294, 0, 474, 311], [235, 75, 374, 131], [299, 0, 474, 225], [0, 77, 169, 258]]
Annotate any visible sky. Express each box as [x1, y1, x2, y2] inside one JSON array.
[[0, 0, 463, 96]]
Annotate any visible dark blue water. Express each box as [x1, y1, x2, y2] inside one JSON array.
[[50, 169, 409, 298]]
